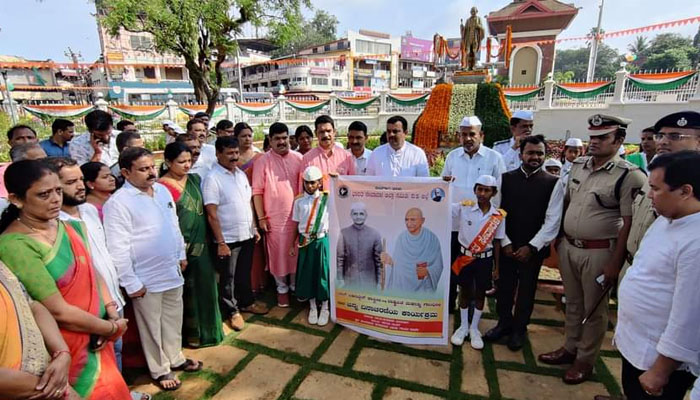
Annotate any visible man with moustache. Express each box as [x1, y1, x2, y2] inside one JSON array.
[[40, 119, 74, 157], [626, 127, 657, 173], [484, 135, 564, 351], [188, 118, 217, 177], [177, 133, 206, 178], [203, 136, 267, 331], [493, 110, 534, 171], [104, 147, 201, 390], [366, 115, 429, 177], [442, 116, 505, 312], [539, 115, 645, 385], [253, 123, 304, 307], [299, 115, 355, 190], [49, 157, 127, 370], [347, 121, 372, 176], [71, 110, 120, 166]]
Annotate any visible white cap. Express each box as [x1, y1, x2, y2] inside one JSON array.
[[544, 158, 563, 169], [512, 110, 534, 121], [303, 166, 323, 182], [460, 116, 482, 128], [475, 174, 498, 188], [565, 138, 583, 147], [163, 119, 174, 126]]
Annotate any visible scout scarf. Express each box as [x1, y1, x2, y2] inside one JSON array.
[[299, 192, 328, 248], [451, 208, 505, 275]]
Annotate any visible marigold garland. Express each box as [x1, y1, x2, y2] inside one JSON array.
[[495, 83, 512, 119], [413, 83, 453, 150]]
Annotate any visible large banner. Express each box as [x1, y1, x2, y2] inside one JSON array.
[[329, 176, 451, 345]]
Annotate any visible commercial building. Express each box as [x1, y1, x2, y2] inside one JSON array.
[[398, 34, 438, 92]]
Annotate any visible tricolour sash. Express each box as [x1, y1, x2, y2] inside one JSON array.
[[299, 192, 328, 248], [451, 209, 505, 275]]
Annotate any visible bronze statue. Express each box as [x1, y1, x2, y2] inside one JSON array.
[[460, 6, 485, 70]]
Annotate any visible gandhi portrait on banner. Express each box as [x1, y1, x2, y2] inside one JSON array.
[[337, 202, 383, 289], [381, 208, 444, 293]]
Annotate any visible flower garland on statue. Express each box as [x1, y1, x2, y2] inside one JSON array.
[[414, 84, 453, 150], [447, 84, 478, 135]]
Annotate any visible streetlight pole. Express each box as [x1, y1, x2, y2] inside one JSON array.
[[586, 0, 605, 82], [1, 70, 18, 125]]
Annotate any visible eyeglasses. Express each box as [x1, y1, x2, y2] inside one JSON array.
[[654, 132, 699, 141]]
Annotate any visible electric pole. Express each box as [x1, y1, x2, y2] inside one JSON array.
[[586, 0, 605, 82]]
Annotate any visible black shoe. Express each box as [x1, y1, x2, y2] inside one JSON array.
[[483, 324, 512, 342], [507, 332, 525, 351]]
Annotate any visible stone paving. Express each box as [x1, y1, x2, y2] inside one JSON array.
[[129, 290, 627, 400]]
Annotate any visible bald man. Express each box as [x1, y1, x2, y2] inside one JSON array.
[[337, 203, 383, 289], [381, 208, 444, 292]]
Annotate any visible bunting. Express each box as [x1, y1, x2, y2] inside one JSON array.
[[22, 104, 95, 120], [178, 105, 226, 118], [503, 86, 542, 101], [336, 96, 378, 110], [234, 102, 277, 116], [387, 93, 430, 106], [109, 105, 166, 121], [628, 70, 697, 91], [555, 81, 614, 99], [285, 99, 330, 113]]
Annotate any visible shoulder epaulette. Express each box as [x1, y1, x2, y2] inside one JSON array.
[[461, 200, 475, 207], [615, 158, 639, 170]]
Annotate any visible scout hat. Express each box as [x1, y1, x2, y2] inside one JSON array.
[[460, 116, 482, 128], [565, 138, 584, 147], [544, 158, 563, 169], [302, 166, 323, 182], [654, 111, 700, 132], [587, 114, 631, 136], [475, 174, 498, 188], [511, 110, 534, 121]]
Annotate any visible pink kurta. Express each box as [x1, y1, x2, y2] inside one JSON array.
[[0, 163, 9, 198], [298, 146, 356, 192], [252, 150, 303, 277]]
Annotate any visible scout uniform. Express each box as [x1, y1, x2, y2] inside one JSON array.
[[621, 111, 700, 283], [293, 166, 331, 326], [493, 110, 534, 171], [541, 114, 646, 383]]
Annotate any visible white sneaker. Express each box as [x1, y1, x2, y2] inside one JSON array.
[[308, 308, 318, 325], [470, 328, 484, 350], [450, 324, 469, 346], [317, 308, 330, 326]]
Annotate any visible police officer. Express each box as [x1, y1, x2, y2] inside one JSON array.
[[493, 110, 534, 171], [622, 111, 700, 283], [538, 114, 646, 384]]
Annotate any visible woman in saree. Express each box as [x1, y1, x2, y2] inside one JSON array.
[[0, 160, 130, 399], [81, 162, 116, 221], [159, 142, 224, 348], [235, 122, 269, 294]]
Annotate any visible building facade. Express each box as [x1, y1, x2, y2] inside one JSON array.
[[398, 35, 437, 92]]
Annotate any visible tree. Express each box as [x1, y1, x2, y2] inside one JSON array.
[[98, 0, 310, 114], [269, 10, 338, 57], [553, 70, 575, 83], [554, 43, 620, 81], [627, 36, 649, 66], [640, 33, 698, 71]]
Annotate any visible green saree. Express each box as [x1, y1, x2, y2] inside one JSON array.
[[160, 174, 224, 347]]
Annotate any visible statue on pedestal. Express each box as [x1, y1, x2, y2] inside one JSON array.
[[460, 7, 485, 71]]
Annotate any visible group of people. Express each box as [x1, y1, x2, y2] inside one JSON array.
[[0, 104, 698, 400]]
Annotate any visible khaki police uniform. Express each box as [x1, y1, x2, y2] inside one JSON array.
[[558, 115, 646, 366], [619, 181, 655, 283]]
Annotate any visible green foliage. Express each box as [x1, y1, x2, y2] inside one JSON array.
[[365, 136, 380, 151], [554, 43, 620, 81], [553, 70, 575, 83], [474, 83, 510, 148], [640, 33, 699, 71], [144, 134, 166, 152], [269, 9, 338, 57], [0, 112, 52, 162], [429, 153, 445, 177], [98, 0, 310, 114]]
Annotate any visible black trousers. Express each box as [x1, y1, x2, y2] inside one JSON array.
[[495, 252, 544, 334], [449, 232, 460, 312], [622, 356, 695, 400], [218, 238, 255, 318]]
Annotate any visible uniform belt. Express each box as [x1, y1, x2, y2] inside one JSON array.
[[565, 236, 611, 249], [303, 232, 326, 240], [460, 246, 492, 259]]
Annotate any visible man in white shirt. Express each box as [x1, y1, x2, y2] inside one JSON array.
[[103, 147, 201, 390], [615, 151, 700, 399], [203, 136, 267, 332], [347, 121, 372, 176], [366, 115, 429, 177], [177, 133, 207, 178], [188, 118, 216, 178], [492, 110, 534, 171], [71, 110, 120, 166], [442, 116, 506, 312], [483, 135, 564, 351]]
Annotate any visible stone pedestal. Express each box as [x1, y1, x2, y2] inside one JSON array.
[[452, 69, 489, 85]]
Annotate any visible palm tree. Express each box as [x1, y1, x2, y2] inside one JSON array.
[[627, 36, 649, 67]]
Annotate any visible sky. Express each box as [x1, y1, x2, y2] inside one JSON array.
[[0, 0, 698, 63]]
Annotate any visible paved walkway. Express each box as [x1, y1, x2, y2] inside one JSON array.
[[129, 290, 626, 400]]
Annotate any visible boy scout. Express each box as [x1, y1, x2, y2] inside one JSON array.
[[538, 114, 646, 384]]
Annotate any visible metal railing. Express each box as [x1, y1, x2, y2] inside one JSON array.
[[624, 70, 699, 103]]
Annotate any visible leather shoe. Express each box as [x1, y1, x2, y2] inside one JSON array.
[[483, 324, 512, 342], [538, 347, 577, 365], [507, 332, 525, 351], [563, 360, 593, 384]]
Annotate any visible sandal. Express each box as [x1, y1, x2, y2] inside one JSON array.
[[155, 372, 181, 391], [172, 358, 203, 372]]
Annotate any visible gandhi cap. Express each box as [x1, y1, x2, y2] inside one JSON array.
[[512, 110, 534, 121], [475, 174, 498, 188], [653, 111, 700, 131], [302, 166, 323, 181], [587, 114, 631, 136], [544, 158, 563, 169], [460, 116, 482, 128], [565, 138, 583, 147]]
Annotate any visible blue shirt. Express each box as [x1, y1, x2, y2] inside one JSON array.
[[40, 138, 71, 157]]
